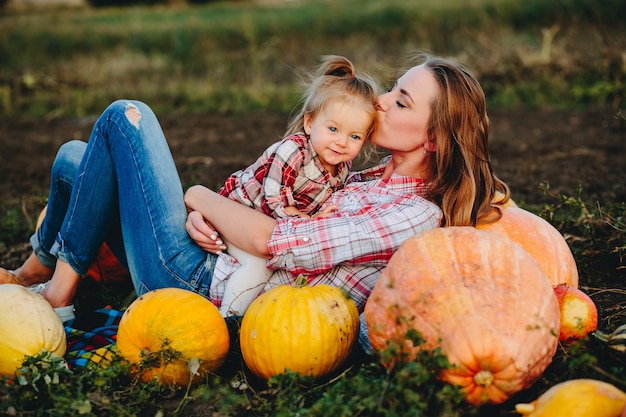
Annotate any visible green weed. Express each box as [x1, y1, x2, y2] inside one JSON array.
[[536, 182, 626, 287], [0, 328, 468, 417]]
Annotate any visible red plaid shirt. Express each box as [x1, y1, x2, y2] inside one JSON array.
[[210, 157, 442, 311], [218, 133, 350, 218]]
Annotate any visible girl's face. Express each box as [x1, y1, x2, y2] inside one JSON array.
[[304, 99, 372, 175], [373, 65, 438, 154]]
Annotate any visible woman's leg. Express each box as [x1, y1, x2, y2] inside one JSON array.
[[9, 140, 87, 287], [35, 100, 216, 307]]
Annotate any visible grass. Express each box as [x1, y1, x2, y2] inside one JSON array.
[[1, 0, 625, 117]]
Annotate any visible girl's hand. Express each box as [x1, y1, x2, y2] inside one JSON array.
[[186, 210, 227, 254], [313, 204, 339, 219]]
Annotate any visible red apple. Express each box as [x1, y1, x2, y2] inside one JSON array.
[[553, 284, 598, 341]]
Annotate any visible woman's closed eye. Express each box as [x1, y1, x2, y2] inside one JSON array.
[[396, 100, 407, 109]]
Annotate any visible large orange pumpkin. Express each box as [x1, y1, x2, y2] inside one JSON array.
[[116, 288, 229, 387], [0, 284, 67, 376], [240, 278, 360, 380], [492, 190, 517, 207], [364, 227, 560, 406], [476, 206, 578, 288]]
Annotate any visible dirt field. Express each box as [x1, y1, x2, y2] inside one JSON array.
[[1, 106, 625, 243], [1, 105, 624, 274], [2, 106, 624, 208], [0, 106, 625, 415]]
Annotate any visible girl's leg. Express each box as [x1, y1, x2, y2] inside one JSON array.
[[38, 100, 216, 306], [219, 240, 273, 317]]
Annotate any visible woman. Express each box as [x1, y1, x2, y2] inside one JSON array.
[[0, 52, 510, 321]]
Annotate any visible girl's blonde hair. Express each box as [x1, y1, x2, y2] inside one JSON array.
[[285, 55, 379, 149], [407, 53, 511, 227]]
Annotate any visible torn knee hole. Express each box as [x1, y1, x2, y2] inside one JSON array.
[[125, 105, 141, 127]]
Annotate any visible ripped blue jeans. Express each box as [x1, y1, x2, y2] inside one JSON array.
[[31, 100, 216, 296]]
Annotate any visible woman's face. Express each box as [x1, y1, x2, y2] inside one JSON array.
[[372, 65, 438, 154]]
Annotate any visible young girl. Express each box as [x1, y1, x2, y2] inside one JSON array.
[[217, 55, 378, 316]]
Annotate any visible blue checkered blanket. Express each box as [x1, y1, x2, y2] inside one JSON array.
[[64, 307, 123, 368]]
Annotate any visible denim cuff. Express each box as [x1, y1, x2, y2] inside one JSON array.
[[30, 232, 57, 269]]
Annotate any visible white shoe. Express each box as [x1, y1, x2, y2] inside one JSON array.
[[54, 305, 75, 323], [23, 281, 73, 323], [28, 281, 49, 294]]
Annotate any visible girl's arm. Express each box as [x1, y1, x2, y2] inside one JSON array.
[[184, 185, 276, 258], [262, 138, 305, 218]]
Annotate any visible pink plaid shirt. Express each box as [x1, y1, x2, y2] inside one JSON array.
[[218, 133, 350, 218], [210, 157, 442, 311]]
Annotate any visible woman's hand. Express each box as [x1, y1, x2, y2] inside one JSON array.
[[184, 185, 275, 258], [186, 210, 227, 254], [283, 206, 311, 219]]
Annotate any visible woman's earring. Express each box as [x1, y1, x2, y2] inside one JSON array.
[[423, 148, 428, 155]]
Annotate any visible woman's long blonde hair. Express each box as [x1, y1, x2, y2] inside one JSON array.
[[411, 53, 511, 226]]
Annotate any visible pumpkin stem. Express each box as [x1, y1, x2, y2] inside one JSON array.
[[514, 403, 535, 415], [473, 370, 494, 387], [593, 330, 609, 342], [294, 274, 308, 288]]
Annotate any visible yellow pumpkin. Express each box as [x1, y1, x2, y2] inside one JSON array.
[[240, 278, 359, 380], [364, 227, 560, 406], [515, 379, 626, 417], [477, 206, 578, 287], [116, 288, 229, 387], [0, 284, 66, 376]]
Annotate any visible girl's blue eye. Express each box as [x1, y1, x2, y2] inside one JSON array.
[[329, 126, 338, 132], [350, 134, 362, 141]]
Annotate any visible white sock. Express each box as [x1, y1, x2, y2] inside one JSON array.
[[54, 305, 75, 323]]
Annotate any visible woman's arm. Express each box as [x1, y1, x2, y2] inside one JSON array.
[[184, 185, 276, 258], [267, 195, 443, 275]]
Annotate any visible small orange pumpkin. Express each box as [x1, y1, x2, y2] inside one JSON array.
[[477, 206, 578, 288], [364, 227, 560, 406], [84, 243, 130, 284], [240, 277, 360, 380], [116, 288, 229, 387], [553, 283, 598, 341]]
